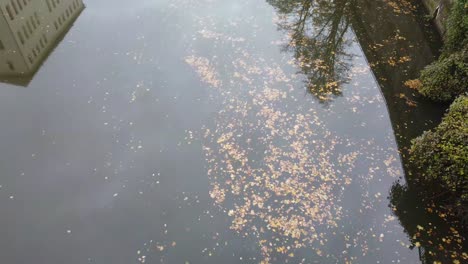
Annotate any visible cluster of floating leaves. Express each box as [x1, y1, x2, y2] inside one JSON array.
[[185, 55, 222, 88], [180, 0, 467, 262], [382, 0, 416, 15], [183, 10, 408, 262], [203, 103, 354, 262]]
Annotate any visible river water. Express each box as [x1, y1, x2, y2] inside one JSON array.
[[0, 0, 464, 263]]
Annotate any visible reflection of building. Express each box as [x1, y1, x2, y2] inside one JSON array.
[[0, 0, 84, 85]]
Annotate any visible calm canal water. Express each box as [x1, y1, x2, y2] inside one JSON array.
[[0, 0, 464, 263]]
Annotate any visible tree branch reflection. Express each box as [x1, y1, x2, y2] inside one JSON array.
[[268, 0, 355, 102]]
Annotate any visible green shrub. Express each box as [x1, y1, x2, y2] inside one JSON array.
[[410, 95, 468, 213], [442, 0, 468, 56], [417, 0, 468, 101], [419, 47, 468, 101]]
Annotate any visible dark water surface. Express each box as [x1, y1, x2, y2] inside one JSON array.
[[0, 0, 464, 263]]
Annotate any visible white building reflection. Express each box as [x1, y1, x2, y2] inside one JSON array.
[[0, 0, 84, 86]]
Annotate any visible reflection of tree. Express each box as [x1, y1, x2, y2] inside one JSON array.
[[389, 182, 467, 264], [267, 0, 355, 102]]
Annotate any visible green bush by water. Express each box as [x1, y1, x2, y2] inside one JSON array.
[[419, 47, 468, 101], [410, 95, 468, 218], [418, 0, 468, 101]]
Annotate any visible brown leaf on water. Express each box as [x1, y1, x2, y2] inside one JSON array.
[[404, 79, 422, 90]]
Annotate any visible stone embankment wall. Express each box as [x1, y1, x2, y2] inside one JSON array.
[[422, 0, 454, 36]]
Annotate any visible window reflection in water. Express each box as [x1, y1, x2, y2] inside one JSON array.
[[0, 0, 85, 86]]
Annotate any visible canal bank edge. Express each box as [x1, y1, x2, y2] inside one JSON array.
[[422, 0, 455, 36]]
